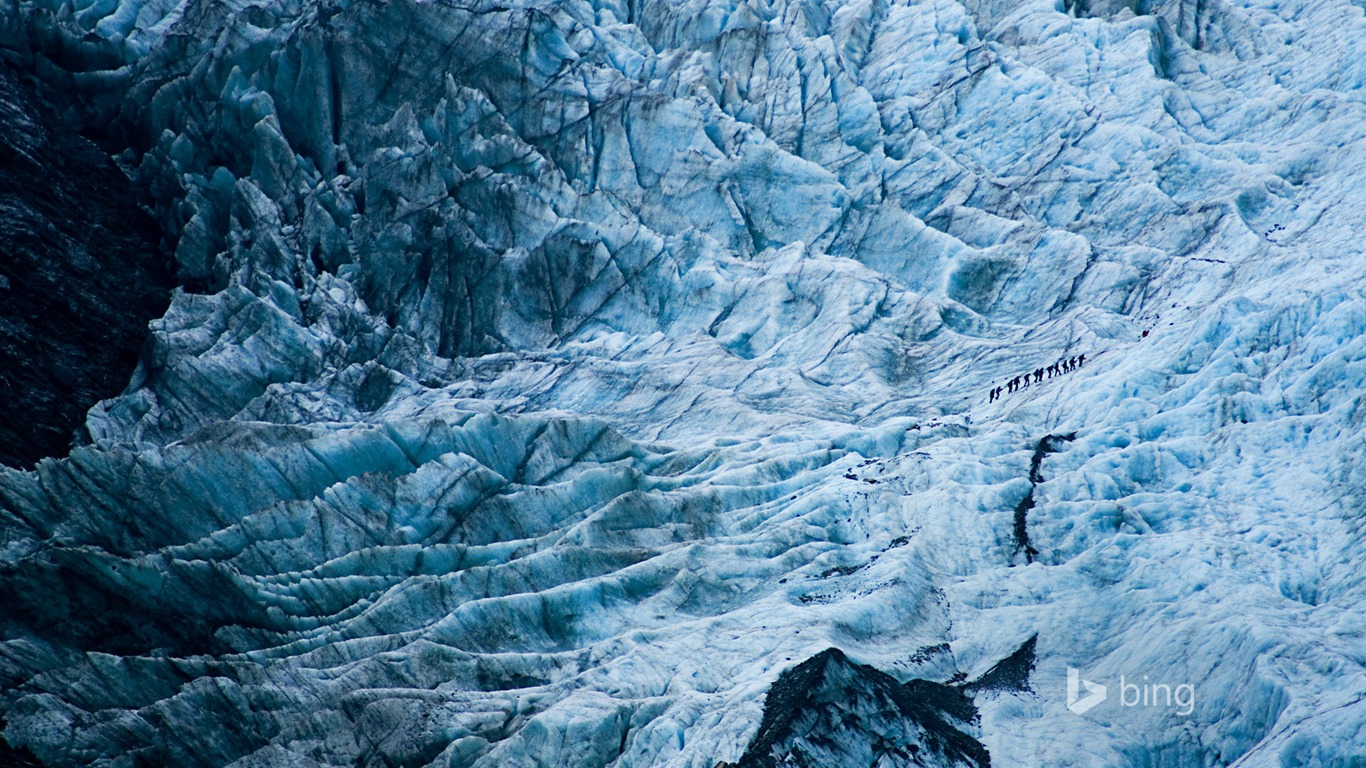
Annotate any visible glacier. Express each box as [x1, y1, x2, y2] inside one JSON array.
[[1, 0, 1365, 765]]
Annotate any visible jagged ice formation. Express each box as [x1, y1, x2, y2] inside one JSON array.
[[2, 0, 1365, 765]]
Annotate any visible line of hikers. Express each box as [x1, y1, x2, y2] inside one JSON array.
[[988, 354, 1085, 402]]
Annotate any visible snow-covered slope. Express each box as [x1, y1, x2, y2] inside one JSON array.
[[2, 0, 1365, 765]]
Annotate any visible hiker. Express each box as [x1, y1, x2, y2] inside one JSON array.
[[1035, 368, 1043, 384], [988, 387, 996, 403], [1078, 353, 1086, 367]]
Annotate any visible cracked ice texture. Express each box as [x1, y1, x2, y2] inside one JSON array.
[[2, 0, 1366, 765]]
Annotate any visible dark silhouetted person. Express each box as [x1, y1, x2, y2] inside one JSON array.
[[1078, 353, 1086, 367]]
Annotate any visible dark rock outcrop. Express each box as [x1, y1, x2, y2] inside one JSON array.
[[724, 648, 990, 768], [965, 635, 1037, 695]]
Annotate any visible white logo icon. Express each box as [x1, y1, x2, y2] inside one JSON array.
[[1067, 667, 1107, 714]]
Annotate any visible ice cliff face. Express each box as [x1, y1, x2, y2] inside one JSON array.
[[0, 68, 171, 468], [2, 0, 1366, 765]]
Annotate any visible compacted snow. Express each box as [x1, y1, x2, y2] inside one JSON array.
[[1, 0, 1365, 765]]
